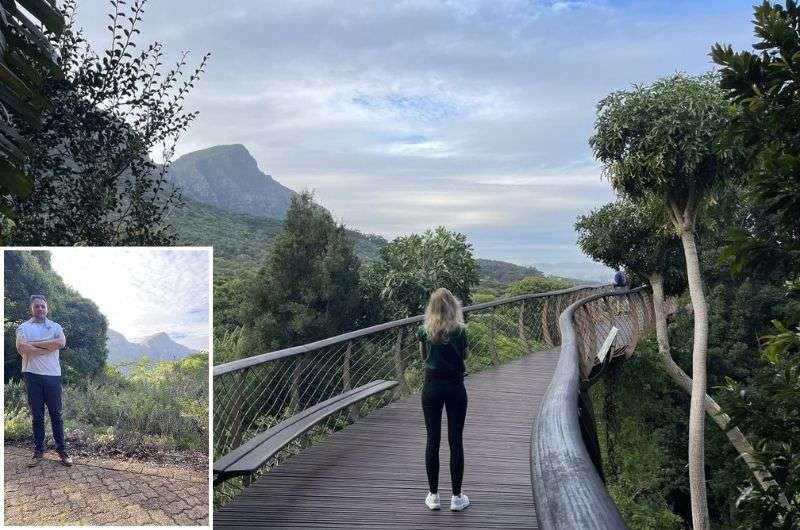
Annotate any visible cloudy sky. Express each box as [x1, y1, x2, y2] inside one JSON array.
[[50, 248, 211, 350], [74, 0, 755, 269]]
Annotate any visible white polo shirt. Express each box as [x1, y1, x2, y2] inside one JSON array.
[[16, 318, 64, 376]]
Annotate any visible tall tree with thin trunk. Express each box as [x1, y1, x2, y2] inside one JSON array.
[[589, 74, 741, 529], [576, 199, 786, 501]]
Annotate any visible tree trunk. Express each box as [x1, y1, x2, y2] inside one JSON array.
[[676, 227, 711, 529], [649, 272, 787, 503]]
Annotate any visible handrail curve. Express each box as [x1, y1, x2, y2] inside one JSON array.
[[531, 287, 654, 530]]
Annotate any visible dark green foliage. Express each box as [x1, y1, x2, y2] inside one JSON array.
[[4, 0, 209, 245], [712, 0, 800, 279], [718, 321, 799, 529], [0, 0, 66, 220], [591, 338, 688, 529], [172, 199, 285, 278], [361, 226, 480, 319], [590, 73, 739, 212], [575, 199, 685, 294], [171, 198, 387, 278], [6, 353, 209, 452], [3, 250, 108, 383], [707, 275, 800, 528], [706, 4, 800, 525], [241, 192, 363, 353], [171, 198, 388, 337]]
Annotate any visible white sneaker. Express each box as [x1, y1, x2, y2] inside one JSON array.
[[450, 493, 470, 511], [425, 492, 441, 510]]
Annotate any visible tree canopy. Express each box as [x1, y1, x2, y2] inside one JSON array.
[[590, 73, 739, 227], [575, 199, 685, 294], [241, 192, 362, 353], [3, 0, 209, 245], [362, 226, 479, 319]]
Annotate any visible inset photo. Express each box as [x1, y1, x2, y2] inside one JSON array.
[[3, 247, 211, 526]]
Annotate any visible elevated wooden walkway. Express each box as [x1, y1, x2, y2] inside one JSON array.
[[214, 347, 560, 529]]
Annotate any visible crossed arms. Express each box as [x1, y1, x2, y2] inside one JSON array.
[[16, 330, 66, 357]]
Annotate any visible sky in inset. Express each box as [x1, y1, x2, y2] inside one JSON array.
[[73, 0, 756, 266], [50, 248, 210, 350]]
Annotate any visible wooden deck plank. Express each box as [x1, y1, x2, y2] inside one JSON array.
[[214, 347, 560, 529]]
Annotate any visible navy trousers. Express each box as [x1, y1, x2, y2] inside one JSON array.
[[23, 372, 66, 453]]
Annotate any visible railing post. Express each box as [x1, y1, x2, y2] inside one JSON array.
[[342, 340, 360, 421], [393, 328, 408, 395], [489, 308, 499, 365], [580, 305, 597, 380], [225, 367, 249, 455], [624, 294, 641, 357], [541, 297, 554, 347], [518, 300, 531, 356], [291, 355, 304, 413]]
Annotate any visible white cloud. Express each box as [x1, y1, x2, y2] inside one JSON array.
[[73, 0, 755, 263], [50, 248, 210, 351]]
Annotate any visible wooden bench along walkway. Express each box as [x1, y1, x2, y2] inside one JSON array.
[[214, 347, 561, 529], [214, 380, 399, 485]]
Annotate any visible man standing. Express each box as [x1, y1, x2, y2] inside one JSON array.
[[15, 294, 73, 467]]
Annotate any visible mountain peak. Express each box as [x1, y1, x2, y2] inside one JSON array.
[[166, 144, 296, 219], [106, 329, 196, 366]]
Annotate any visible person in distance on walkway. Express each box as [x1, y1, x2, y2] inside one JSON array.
[[417, 288, 470, 512]]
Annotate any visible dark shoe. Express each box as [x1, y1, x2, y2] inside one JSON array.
[[27, 451, 44, 467], [57, 452, 73, 467]]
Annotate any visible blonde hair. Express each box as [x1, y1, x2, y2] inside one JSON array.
[[424, 288, 465, 345]]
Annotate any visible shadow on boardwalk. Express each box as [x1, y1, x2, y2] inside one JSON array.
[[4, 446, 208, 525], [214, 347, 561, 529]]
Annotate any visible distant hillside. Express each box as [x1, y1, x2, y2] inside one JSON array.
[[106, 329, 195, 366], [164, 144, 590, 287], [166, 144, 296, 219], [170, 198, 388, 277], [476, 258, 544, 285]]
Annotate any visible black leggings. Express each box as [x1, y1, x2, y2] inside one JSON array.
[[421, 376, 468, 495]]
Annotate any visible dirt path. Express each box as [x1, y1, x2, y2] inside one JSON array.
[[4, 446, 208, 526]]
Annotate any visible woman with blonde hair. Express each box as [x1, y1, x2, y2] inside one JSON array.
[[416, 288, 470, 512]]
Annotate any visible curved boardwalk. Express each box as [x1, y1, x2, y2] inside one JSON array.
[[215, 347, 561, 529]]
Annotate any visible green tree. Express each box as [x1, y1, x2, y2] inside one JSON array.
[[362, 226, 479, 319], [0, 0, 66, 223], [241, 191, 362, 353], [576, 199, 783, 500], [4, 0, 209, 245], [4, 250, 108, 382], [712, 1, 800, 274], [711, 4, 800, 524], [590, 73, 739, 528]]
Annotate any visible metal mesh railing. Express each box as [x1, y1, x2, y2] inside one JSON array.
[[531, 287, 655, 530], [573, 288, 656, 382], [213, 284, 608, 503]]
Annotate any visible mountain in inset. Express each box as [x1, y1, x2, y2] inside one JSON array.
[[106, 329, 196, 366], [166, 144, 296, 219]]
